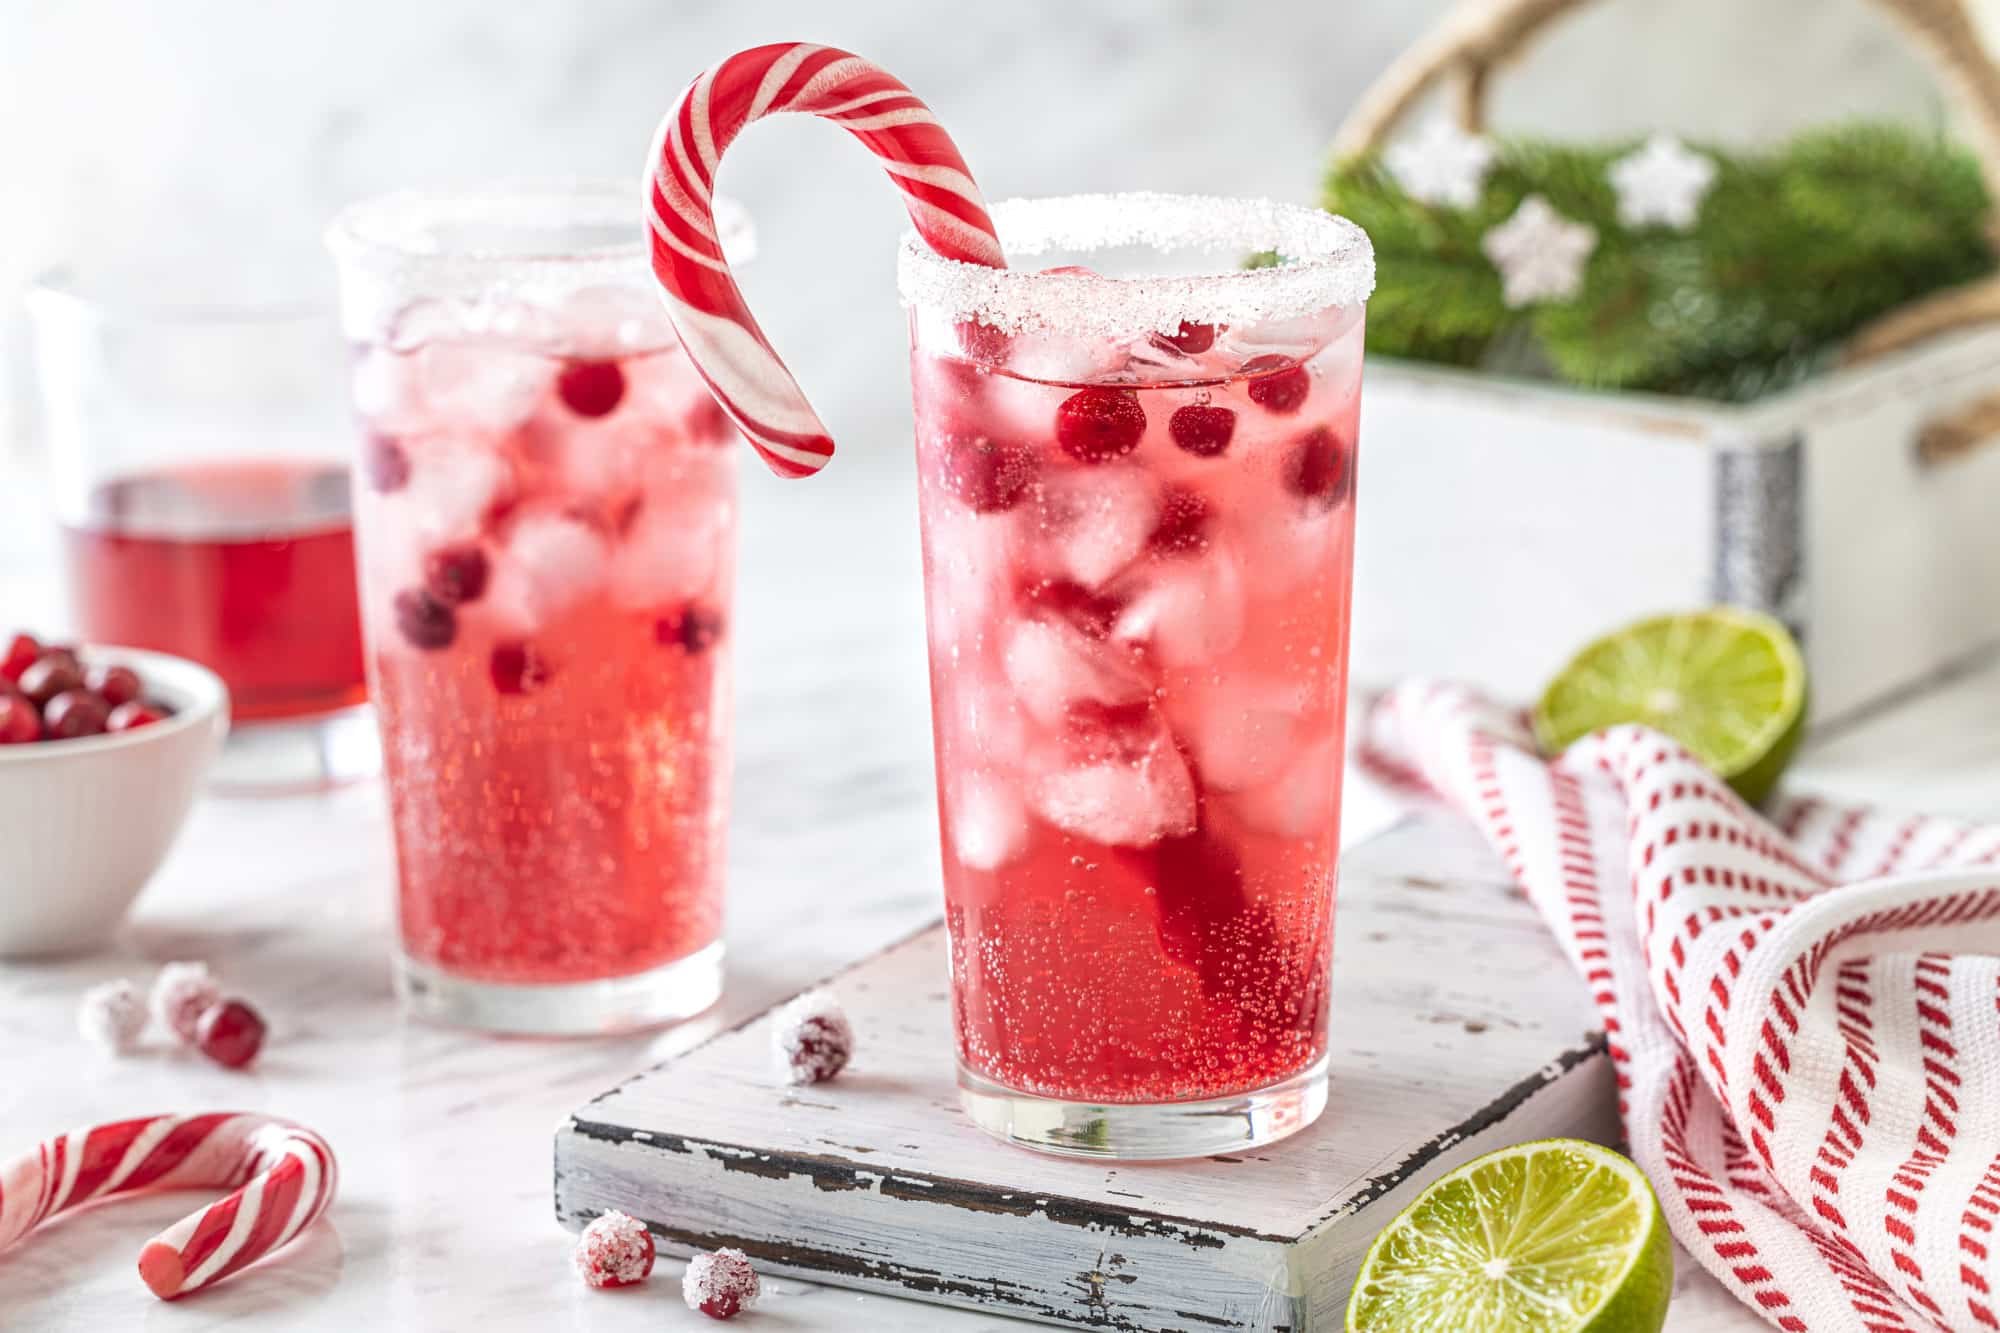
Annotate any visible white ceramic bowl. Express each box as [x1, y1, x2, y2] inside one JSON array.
[[0, 647, 228, 956]]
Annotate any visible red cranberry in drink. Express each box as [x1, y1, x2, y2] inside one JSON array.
[[424, 543, 490, 606], [557, 359, 627, 419], [0, 633, 39, 684], [44, 690, 111, 740], [195, 997, 267, 1069], [940, 435, 1034, 513], [490, 641, 553, 695], [107, 701, 168, 732], [0, 695, 41, 744], [1244, 355, 1311, 414], [1162, 320, 1217, 355], [1055, 388, 1146, 463], [17, 655, 83, 707], [1167, 404, 1235, 458], [1283, 427, 1350, 509], [364, 433, 412, 493], [393, 588, 458, 651], [85, 664, 142, 707], [1148, 486, 1212, 556], [657, 604, 726, 655]]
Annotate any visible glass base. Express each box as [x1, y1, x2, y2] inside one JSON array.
[[396, 942, 723, 1036], [958, 1054, 1329, 1161], [210, 706, 381, 794]]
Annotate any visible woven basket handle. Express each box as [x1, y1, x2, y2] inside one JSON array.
[[1330, 0, 2000, 465]]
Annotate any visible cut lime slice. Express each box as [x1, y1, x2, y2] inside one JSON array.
[[1533, 607, 1806, 805], [1346, 1138, 1673, 1333]]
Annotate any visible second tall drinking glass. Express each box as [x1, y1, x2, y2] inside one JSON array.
[[900, 194, 1371, 1157]]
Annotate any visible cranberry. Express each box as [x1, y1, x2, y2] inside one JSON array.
[[85, 664, 142, 707], [572, 1210, 656, 1289], [1283, 427, 1351, 508], [1167, 404, 1235, 457], [939, 435, 1034, 513], [1055, 388, 1146, 463], [1244, 355, 1311, 414], [0, 695, 41, 744], [1, 633, 40, 684], [363, 433, 412, 493], [107, 701, 168, 732], [954, 320, 1013, 364], [557, 359, 627, 418], [1149, 487, 1212, 555], [772, 990, 853, 1085], [682, 1248, 760, 1320], [43, 690, 110, 740], [194, 997, 267, 1069], [1019, 578, 1123, 639], [393, 589, 457, 651], [490, 641, 552, 695], [690, 396, 734, 445], [424, 544, 490, 606], [1161, 320, 1217, 355], [658, 604, 727, 655], [18, 656, 83, 707]]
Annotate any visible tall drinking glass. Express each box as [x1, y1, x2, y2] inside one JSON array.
[[325, 183, 750, 1034], [899, 194, 1371, 1157]]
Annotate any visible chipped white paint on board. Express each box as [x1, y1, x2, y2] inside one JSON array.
[[555, 812, 1622, 1332]]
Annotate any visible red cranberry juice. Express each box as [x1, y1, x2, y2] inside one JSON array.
[[63, 460, 366, 721], [351, 332, 737, 986], [913, 312, 1364, 1103]]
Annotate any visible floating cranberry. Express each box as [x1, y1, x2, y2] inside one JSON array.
[[690, 396, 734, 445], [195, 997, 267, 1069], [1283, 427, 1350, 508], [424, 543, 490, 606], [557, 359, 627, 418], [1055, 388, 1146, 463], [393, 589, 457, 651], [363, 433, 411, 493], [18, 656, 84, 707], [658, 604, 727, 655], [107, 701, 168, 732], [0, 695, 41, 744], [939, 435, 1034, 513], [1244, 355, 1311, 414], [682, 1248, 760, 1320], [85, 664, 142, 708], [1167, 404, 1235, 457], [1, 634, 40, 684], [490, 641, 552, 695], [43, 690, 110, 740], [1162, 320, 1217, 355], [1149, 487, 1212, 555]]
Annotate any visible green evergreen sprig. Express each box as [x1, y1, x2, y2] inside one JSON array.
[[1319, 123, 1995, 401]]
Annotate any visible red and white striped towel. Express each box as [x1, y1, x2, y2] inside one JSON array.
[[1364, 681, 2000, 1333]]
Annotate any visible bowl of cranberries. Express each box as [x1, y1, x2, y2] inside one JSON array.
[[0, 633, 228, 956]]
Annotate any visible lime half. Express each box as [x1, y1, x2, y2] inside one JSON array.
[[1346, 1138, 1673, 1333], [1533, 608, 1806, 805]]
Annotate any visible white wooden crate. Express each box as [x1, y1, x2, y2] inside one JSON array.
[[1353, 327, 2000, 721], [554, 812, 1619, 1332]]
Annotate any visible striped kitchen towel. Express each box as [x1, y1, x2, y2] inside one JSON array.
[[1364, 681, 2000, 1333]]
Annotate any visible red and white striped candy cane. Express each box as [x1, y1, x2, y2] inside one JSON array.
[[647, 42, 1005, 478], [0, 1112, 337, 1300]]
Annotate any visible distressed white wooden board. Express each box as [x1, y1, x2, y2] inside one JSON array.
[[554, 812, 1621, 1332]]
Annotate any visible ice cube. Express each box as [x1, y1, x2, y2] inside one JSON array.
[[1004, 328, 1132, 386], [947, 771, 1029, 871], [488, 510, 609, 630], [1235, 737, 1341, 839], [404, 435, 514, 543], [547, 415, 650, 503], [350, 346, 425, 433], [553, 285, 677, 358], [1033, 468, 1159, 589], [1002, 618, 1149, 727], [606, 500, 722, 610], [1233, 505, 1338, 596], [623, 347, 720, 435], [415, 341, 553, 433], [943, 679, 1029, 770], [1113, 543, 1246, 667], [1029, 726, 1197, 848], [1172, 677, 1309, 792], [922, 507, 1013, 656]]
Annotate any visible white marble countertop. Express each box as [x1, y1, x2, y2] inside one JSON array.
[[3, 460, 1997, 1330]]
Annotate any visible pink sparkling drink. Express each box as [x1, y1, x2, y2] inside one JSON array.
[[900, 195, 1372, 1156], [327, 184, 750, 1034]]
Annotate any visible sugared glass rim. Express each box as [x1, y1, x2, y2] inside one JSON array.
[[897, 192, 1373, 338]]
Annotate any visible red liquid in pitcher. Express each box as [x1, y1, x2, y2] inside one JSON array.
[[63, 460, 367, 721]]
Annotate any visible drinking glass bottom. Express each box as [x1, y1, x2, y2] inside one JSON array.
[[396, 941, 724, 1036], [209, 706, 382, 794], [958, 1054, 1329, 1161]]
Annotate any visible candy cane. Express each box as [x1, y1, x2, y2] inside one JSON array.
[[0, 1112, 337, 1300], [646, 42, 1005, 478]]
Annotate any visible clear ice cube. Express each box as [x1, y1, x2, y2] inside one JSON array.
[[947, 771, 1029, 871], [1033, 467, 1159, 590], [1029, 727, 1197, 848], [1002, 618, 1149, 727]]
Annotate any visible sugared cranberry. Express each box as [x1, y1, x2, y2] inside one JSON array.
[[107, 701, 168, 732], [151, 962, 220, 1044], [690, 396, 734, 445], [772, 989, 854, 1085], [194, 997, 267, 1069], [43, 690, 109, 740], [557, 359, 627, 418], [1020, 578, 1123, 639], [85, 664, 141, 708], [490, 641, 552, 695], [1162, 320, 1217, 355], [393, 589, 457, 651], [424, 543, 490, 606], [364, 433, 411, 493], [0, 695, 41, 744], [1283, 427, 1351, 508], [1, 634, 40, 684], [572, 1210, 656, 1289], [17, 656, 82, 706], [1149, 487, 1211, 555], [682, 1248, 760, 1320], [1168, 404, 1235, 457], [1055, 388, 1146, 463], [657, 604, 727, 655], [940, 435, 1034, 513], [955, 319, 1013, 364], [1244, 355, 1311, 414]]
